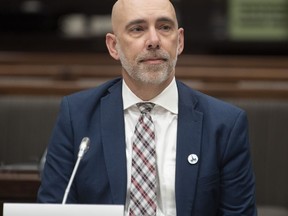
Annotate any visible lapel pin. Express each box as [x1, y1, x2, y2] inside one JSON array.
[[188, 154, 198, 165]]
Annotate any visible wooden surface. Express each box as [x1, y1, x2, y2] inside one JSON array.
[[0, 170, 40, 216], [0, 52, 288, 98]]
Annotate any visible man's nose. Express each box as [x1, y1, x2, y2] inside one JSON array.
[[145, 28, 161, 50]]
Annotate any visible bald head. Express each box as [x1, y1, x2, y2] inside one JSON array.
[[105, 0, 184, 99], [111, 0, 178, 34]]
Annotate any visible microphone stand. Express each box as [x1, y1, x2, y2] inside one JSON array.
[[62, 137, 90, 204]]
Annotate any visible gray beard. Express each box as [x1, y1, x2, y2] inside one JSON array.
[[116, 45, 177, 85]]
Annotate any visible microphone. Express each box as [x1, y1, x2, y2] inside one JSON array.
[[62, 137, 90, 204], [77, 137, 90, 159]]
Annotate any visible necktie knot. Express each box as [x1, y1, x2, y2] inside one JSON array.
[[137, 102, 155, 114]]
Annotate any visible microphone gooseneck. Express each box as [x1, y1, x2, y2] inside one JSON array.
[[62, 137, 90, 204]]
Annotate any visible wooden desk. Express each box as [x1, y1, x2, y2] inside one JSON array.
[[0, 170, 40, 216]]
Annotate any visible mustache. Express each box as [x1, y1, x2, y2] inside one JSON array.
[[136, 50, 170, 62]]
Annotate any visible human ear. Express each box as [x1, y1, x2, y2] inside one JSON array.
[[177, 28, 184, 55], [106, 33, 120, 60]]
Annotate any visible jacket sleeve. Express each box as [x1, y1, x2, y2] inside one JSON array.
[[218, 110, 257, 215], [37, 97, 78, 203]]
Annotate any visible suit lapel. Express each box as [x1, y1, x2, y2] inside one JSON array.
[[99, 80, 203, 211], [175, 82, 203, 215], [100, 80, 127, 204]]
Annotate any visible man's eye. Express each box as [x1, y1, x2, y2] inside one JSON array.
[[130, 26, 144, 32], [160, 25, 171, 31]]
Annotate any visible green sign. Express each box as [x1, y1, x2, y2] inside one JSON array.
[[229, 0, 288, 41]]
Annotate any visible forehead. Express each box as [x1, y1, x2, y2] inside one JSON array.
[[126, 0, 175, 16], [113, 0, 178, 28]]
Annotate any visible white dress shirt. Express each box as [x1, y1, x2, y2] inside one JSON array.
[[122, 78, 178, 216]]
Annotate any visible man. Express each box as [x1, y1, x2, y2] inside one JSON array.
[[37, 0, 257, 215]]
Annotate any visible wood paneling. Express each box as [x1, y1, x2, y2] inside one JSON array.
[[0, 170, 40, 216], [0, 52, 288, 98]]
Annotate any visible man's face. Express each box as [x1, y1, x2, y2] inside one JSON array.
[[110, 0, 184, 85]]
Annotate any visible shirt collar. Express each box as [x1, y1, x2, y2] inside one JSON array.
[[122, 77, 178, 114]]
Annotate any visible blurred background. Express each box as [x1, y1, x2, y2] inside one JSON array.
[[0, 0, 287, 54], [0, 0, 288, 215]]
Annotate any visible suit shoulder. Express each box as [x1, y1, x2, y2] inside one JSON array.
[[197, 90, 243, 114], [177, 80, 245, 115], [65, 78, 122, 103]]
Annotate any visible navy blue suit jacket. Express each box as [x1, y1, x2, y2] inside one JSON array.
[[37, 78, 257, 215]]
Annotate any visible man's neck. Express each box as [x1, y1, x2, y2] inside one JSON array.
[[122, 74, 174, 101]]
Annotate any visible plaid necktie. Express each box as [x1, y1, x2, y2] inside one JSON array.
[[129, 102, 157, 216]]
